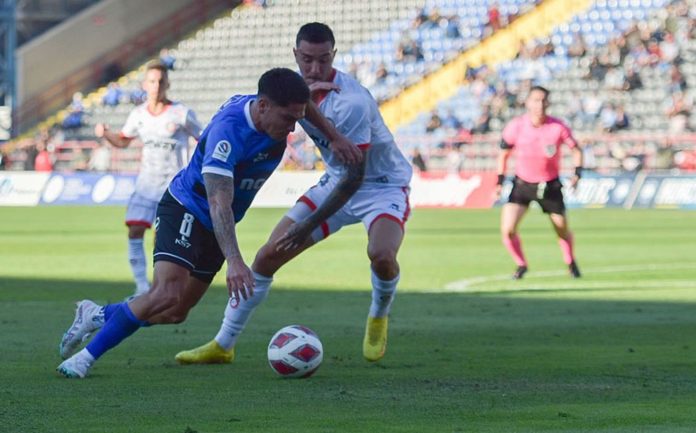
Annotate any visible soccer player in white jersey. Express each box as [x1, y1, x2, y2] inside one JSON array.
[[176, 22, 413, 364], [95, 62, 202, 296]]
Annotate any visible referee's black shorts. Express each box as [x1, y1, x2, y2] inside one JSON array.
[[507, 176, 566, 215], [153, 190, 225, 283]]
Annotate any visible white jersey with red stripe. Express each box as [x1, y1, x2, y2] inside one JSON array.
[[298, 69, 412, 187], [121, 102, 202, 201]]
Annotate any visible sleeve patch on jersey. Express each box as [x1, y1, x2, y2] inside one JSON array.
[[212, 140, 232, 161]]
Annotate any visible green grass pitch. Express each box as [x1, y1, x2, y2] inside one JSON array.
[[2, 206, 696, 432]]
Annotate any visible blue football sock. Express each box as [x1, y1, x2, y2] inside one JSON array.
[[103, 303, 120, 322], [86, 303, 146, 359]]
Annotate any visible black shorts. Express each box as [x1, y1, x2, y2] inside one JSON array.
[[507, 176, 566, 214], [153, 190, 225, 283]]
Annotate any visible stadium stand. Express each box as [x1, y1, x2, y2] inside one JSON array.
[[3, 0, 696, 176]]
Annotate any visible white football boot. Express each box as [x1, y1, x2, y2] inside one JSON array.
[[57, 352, 94, 379], [59, 300, 105, 359]]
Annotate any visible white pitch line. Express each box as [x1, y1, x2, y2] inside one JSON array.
[[440, 262, 696, 293]]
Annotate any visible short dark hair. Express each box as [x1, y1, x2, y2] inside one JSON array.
[[296, 22, 335, 48], [529, 85, 549, 98], [258, 68, 310, 106]]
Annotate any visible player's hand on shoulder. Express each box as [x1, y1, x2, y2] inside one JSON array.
[[225, 256, 255, 301], [308, 81, 341, 95], [329, 133, 363, 165]]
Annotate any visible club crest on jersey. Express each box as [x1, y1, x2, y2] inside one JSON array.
[[544, 143, 557, 157], [213, 140, 232, 161]]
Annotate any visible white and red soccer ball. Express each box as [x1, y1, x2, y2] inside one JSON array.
[[267, 325, 323, 378]]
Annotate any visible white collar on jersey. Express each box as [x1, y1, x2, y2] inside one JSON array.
[[244, 99, 258, 131]]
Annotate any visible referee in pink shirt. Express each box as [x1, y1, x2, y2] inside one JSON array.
[[496, 86, 583, 279]]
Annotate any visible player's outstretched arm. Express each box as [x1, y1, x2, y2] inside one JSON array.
[[94, 123, 133, 148], [204, 172, 255, 300], [276, 152, 366, 251]]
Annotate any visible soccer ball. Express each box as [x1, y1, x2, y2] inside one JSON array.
[[267, 325, 323, 378]]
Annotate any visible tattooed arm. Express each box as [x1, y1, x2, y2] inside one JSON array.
[[204, 172, 254, 299], [276, 152, 366, 251]]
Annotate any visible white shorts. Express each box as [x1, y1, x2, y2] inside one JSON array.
[[125, 191, 159, 228], [286, 176, 411, 243]]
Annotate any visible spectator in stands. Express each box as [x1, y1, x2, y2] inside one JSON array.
[[102, 82, 123, 107], [623, 67, 643, 91], [159, 48, 176, 70], [443, 15, 461, 39], [62, 92, 85, 130], [425, 110, 443, 133], [666, 91, 692, 134], [471, 105, 492, 134], [374, 63, 389, 85], [584, 56, 607, 81], [487, 3, 502, 32], [660, 33, 680, 65], [34, 140, 53, 172], [603, 66, 626, 91], [567, 33, 587, 58], [580, 93, 603, 127], [613, 105, 630, 131], [395, 34, 423, 62], [667, 64, 687, 95], [23, 140, 38, 171], [441, 110, 462, 131], [599, 103, 618, 132], [88, 141, 111, 172], [0, 146, 9, 170], [410, 148, 427, 172]]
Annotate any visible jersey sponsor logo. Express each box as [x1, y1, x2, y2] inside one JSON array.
[[253, 152, 269, 162], [389, 203, 400, 211], [213, 140, 232, 162], [238, 177, 267, 190]]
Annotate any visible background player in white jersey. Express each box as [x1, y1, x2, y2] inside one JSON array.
[[94, 62, 202, 296], [176, 22, 413, 365]]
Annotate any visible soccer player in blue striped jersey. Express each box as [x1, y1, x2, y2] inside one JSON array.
[[57, 67, 359, 378]]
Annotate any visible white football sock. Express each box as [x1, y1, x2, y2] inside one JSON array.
[[369, 270, 399, 318], [128, 238, 150, 293], [215, 272, 272, 350]]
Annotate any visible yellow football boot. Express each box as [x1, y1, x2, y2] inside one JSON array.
[[362, 316, 388, 362], [175, 340, 234, 364]]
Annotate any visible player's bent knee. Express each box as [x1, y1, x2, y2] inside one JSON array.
[[369, 250, 399, 278]]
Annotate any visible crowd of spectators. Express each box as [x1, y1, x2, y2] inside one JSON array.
[[4, 1, 696, 175]]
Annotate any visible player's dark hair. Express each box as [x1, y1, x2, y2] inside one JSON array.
[[296, 22, 335, 48], [258, 68, 310, 106], [529, 85, 549, 98], [145, 61, 169, 79]]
